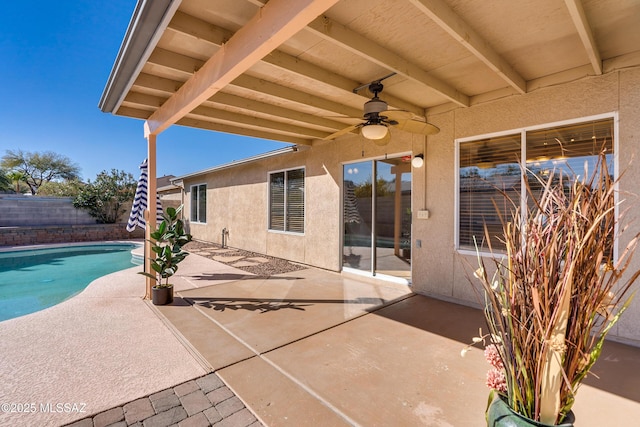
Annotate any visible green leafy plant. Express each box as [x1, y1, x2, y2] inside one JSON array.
[[139, 205, 192, 288], [468, 152, 640, 424], [73, 169, 136, 223]]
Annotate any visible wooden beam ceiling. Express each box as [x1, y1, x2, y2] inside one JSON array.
[[144, 0, 341, 137], [306, 15, 470, 107], [564, 0, 602, 75], [408, 0, 526, 94], [165, 11, 424, 115]]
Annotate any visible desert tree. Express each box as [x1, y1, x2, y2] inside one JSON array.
[[1, 149, 80, 195]]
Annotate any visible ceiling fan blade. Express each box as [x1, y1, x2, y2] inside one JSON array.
[[323, 124, 361, 140], [382, 110, 414, 121], [394, 119, 440, 135]]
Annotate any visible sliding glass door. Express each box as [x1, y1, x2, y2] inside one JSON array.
[[343, 157, 411, 279]]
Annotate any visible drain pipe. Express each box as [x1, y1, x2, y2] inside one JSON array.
[[221, 227, 229, 248]]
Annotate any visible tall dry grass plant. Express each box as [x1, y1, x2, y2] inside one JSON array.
[[472, 153, 640, 424]]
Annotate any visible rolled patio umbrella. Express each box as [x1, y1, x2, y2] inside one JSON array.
[[126, 158, 163, 232]]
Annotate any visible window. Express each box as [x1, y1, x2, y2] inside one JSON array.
[[269, 168, 304, 233], [457, 117, 614, 252], [190, 184, 206, 223]]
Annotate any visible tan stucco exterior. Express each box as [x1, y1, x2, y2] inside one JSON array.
[[181, 68, 640, 345], [417, 68, 640, 345]]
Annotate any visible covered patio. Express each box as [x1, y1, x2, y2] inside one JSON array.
[[99, 0, 640, 300], [97, 0, 640, 425]]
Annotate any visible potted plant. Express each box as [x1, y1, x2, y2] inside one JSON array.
[[464, 153, 640, 426], [139, 205, 192, 305]]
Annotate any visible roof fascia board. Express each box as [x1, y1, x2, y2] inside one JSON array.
[[172, 146, 303, 181], [99, 0, 182, 113]]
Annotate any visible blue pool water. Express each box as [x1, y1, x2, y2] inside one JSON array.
[[0, 244, 141, 322]]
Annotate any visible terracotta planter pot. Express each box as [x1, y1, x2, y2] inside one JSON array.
[[152, 285, 173, 305], [487, 397, 574, 427]]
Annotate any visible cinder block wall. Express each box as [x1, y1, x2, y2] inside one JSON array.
[[0, 225, 144, 246], [0, 195, 96, 226]]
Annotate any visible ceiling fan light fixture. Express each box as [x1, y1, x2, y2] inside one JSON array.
[[361, 124, 388, 140]]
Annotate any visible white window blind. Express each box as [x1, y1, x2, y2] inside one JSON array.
[[269, 168, 304, 233], [458, 118, 614, 252], [459, 134, 521, 251]]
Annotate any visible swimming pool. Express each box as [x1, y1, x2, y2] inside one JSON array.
[[0, 243, 141, 322]]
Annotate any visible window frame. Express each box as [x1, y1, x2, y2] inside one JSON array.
[[190, 183, 207, 224], [455, 112, 619, 258], [268, 166, 305, 235]]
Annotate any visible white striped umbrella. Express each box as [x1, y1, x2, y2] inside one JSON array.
[[126, 158, 164, 231]]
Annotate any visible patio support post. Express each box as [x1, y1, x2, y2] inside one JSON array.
[[144, 132, 158, 299]]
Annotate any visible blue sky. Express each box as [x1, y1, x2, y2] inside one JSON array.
[[0, 0, 288, 182]]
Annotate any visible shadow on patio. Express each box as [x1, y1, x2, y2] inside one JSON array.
[[155, 258, 640, 426]]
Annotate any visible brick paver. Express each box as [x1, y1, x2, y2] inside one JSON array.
[[124, 397, 155, 424], [207, 386, 234, 405], [64, 373, 263, 427], [93, 406, 124, 426], [180, 390, 212, 416]]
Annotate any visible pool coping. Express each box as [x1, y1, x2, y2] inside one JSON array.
[[0, 239, 144, 253]]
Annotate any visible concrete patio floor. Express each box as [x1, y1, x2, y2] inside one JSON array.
[[155, 254, 640, 426], [3, 249, 639, 426]]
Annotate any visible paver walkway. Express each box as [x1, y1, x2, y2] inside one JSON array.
[[65, 373, 262, 427]]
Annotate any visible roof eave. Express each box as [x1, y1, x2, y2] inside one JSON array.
[[98, 0, 181, 113], [172, 145, 311, 183]]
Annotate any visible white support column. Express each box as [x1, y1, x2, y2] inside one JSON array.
[[144, 132, 158, 299]]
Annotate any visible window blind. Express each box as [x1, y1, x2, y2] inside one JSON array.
[[286, 168, 305, 233], [269, 168, 304, 233], [458, 118, 614, 252]]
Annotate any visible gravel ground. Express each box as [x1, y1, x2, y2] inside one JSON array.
[[184, 240, 307, 276]]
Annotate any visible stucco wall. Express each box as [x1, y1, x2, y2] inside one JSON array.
[[182, 132, 416, 271], [414, 68, 640, 345]]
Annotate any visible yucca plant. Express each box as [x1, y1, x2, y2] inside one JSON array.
[[472, 152, 640, 424], [139, 205, 192, 288]]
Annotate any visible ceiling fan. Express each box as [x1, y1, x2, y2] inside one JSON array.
[[324, 77, 439, 146]]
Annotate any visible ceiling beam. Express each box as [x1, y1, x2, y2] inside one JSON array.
[[306, 15, 470, 107], [133, 73, 350, 131], [407, 0, 526, 94], [124, 90, 335, 139], [133, 72, 183, 93], [144, 0, 340, 136], [231, 74, 364, 118], [177, 117, 314, 145], [188, 106, 332, 139], [116, 106, 153, 120], [209, 92, 348, 131], [563, 0, 602, 75], [144, 50, 365, 117], [119, 104, 313, 146], [167, 11, 424, 115], [147, 48, 204, 79]]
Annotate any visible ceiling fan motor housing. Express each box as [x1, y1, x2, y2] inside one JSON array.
[[364, 98, 388, 117]]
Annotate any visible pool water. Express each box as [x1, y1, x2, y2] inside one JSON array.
[[0, 244, 140, 322]]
